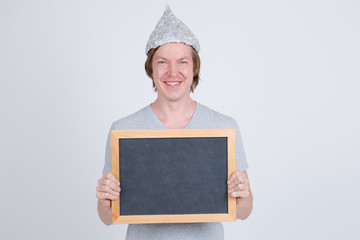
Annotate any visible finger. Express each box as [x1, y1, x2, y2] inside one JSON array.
[[99, 179, 121, 192], [98, 184, 120, 196], [233, 183, 249, 192], [103, 173, 120, 186], [228, 176, 242, 189], [96, 191, 119, 201], [229, 190, 250, 199], [230, 177, 248, 189], [227, 171, 240, 185], [228, 177, 240, 189], [236, 173, 247, 184], [229, 173, 248, 188]]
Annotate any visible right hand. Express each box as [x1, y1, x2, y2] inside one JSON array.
[[96, 173, 121, 208]]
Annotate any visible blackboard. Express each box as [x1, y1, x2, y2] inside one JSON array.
[[110, 129, 236, 224]]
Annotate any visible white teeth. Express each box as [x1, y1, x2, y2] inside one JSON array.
[[165, 82, 180, 86]]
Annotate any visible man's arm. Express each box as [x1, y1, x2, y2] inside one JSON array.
[[228, 170, 253, 220], [97, 201, 112, 225]]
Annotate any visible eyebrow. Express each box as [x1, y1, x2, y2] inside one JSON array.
[[154, 56, 190, 61]]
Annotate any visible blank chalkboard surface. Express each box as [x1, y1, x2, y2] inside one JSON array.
[[110, 129, 236, 224]]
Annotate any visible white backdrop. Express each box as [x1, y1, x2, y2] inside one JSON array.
[[1, 0, 359, 239]]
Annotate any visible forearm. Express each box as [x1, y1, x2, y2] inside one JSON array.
[[97, 201, 112, 225], [236, 191, 253, 220]]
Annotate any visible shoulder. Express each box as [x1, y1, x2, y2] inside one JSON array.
[[194, 103, 238, 129], [111, 105, 151, 130]]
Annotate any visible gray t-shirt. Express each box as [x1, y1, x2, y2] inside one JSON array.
[[102, 102, 248, 240]]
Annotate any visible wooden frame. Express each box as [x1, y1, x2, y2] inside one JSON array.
[[111, 129, 236, 224]]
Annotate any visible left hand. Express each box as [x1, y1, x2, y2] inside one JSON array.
[[227, 171, 250, 199]]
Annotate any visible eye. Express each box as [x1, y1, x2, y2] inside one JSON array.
[[158, 61, 166, 64], [179, 61, 187, 64]]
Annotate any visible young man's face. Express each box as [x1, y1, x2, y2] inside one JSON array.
[[152, 42, 194, 103]]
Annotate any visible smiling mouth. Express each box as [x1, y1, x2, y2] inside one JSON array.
[[164, 81, 181, 86]]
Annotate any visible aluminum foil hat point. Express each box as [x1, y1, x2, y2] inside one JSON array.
[[145, 5, 200, 55]]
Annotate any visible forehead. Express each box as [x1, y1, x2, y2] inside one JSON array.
[[154, 42, 193, 58]]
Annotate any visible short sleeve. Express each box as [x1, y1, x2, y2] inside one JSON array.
[[102, 123, 113, 174], [232, 119, 248, 171]]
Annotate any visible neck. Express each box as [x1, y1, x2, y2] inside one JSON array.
[[151, 95, 196, 129]]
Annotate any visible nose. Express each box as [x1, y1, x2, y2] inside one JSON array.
[[169, 62, 177, 76]]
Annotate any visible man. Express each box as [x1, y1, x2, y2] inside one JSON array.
[[96, 6, 253, 240]]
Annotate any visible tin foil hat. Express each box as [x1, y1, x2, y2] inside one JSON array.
[[145, 5, 200, 55]]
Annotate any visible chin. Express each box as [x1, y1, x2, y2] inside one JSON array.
[[159, 92, 188, 102]]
